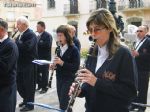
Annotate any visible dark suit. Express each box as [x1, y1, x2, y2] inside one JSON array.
[[55, 45, 80, 110], [79, 46, 137, 112], [15, 28, 37, 108], [73, 36, 81, 51], [134, 37, 150, 110], [37, 31, 53, 90], [146, 34, 150, 38], [0, 38, 18, 112]]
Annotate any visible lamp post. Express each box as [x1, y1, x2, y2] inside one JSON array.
[[109, 0, 117, 15]]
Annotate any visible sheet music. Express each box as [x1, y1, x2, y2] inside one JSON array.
[[32, 60, 53, 65]]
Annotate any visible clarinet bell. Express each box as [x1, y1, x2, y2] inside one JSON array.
[[48, 81, 52, 88], [66, 107, 73, 112]]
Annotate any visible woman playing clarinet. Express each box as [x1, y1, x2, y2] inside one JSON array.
[[50, 25, 80, 112], [69, 8, 138, 112]]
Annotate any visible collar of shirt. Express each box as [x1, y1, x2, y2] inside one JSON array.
[[19, 28, 28, 36], [60, 44, 68, 56], [135, 38, 142, 46], [95, 44, 109, 72], [97, 44, 109, 57], [135, 37, 147, 51], [0, 35, 8, 43], [39, 32, 43, 36]]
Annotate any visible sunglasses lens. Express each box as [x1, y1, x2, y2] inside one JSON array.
[[137, 30, 143, 32]]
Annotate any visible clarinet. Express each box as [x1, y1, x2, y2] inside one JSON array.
[[48, 42, 61, 88], [66, 39, 96, 112], [12, 30, 19, 39], [48, 69, 54, 88]]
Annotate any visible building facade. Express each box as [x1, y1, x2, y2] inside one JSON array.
[[0, 0, 42, 35], [117, 0, 150, 33], [32, 0, 110, 49], [1, 0, 149, 49]]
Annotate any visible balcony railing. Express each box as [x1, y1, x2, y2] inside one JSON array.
[[118, 1, 150, 11], [63, 4, 79, 16]]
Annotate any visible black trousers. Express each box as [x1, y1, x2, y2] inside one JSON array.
[[17, 63, 36, 108], [135, 71, 149, 110], [0, 83, 16, 112], [56, 77, 74, 110], [37, 65, 49, 89]]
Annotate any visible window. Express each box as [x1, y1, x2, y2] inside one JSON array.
[[47, 0, 55, 9], [129, 0, 137, 8], [96, 0, 107, 9], [138, 0, 144, 7], [70, 0, 78, 14]]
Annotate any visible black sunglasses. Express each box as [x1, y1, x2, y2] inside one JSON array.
[[137, 30, 143, 32]]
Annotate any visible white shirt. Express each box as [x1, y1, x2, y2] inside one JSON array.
[[95, 44, 109, 72], [19, 28, 28, 40], [135, 37, 147, 51], [37, 32, 43, 41], [0, 35, 8, 43], [60, 44, 68, 56], [38, 32, 43, 37]]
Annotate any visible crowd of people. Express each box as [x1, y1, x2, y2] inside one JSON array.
[[0, 8, 150, 112]]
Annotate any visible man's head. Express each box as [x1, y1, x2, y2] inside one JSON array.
[[136, 25, 147, 39], [16, 16, 29, 32], [143, 25, 149, 35], [37, 21, 45, 33], [66, 24, 76, 38], [0, 19, 8, 39]]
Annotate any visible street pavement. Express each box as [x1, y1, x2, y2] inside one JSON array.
[[15, 71, 85, 112], [16, 71, 150, 112]]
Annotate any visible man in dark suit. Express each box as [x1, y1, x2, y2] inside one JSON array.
[[143, 25, 150, 38], [15, 16, 38, 111], [36, 21, 53, 93], [130, 25, 150, 112], [67, 24, 81, 51], [0, 19, 18, 112]]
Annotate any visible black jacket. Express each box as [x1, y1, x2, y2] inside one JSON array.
[[0, 38, 18, 86], [73, 36, 81, 51], [135, 37, 150, 72], [55, 45, 80, 79], [38, 31, 52, 60], [16, 28, 38, 65], [80, 46, 137, 112]]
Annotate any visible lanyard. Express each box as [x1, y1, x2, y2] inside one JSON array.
[[135, 37, 147, 50]]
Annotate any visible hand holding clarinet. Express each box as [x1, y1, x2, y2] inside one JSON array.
[[48, 42, 63, 88], [67, 40, 96, 112], [68, 69, 97, 98]]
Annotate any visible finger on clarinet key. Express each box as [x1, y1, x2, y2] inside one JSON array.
[[68, 83, 76, 95], [79, 69, 87, 73], [78, 71, 86, 77], [76, 75, 85, 81], [54, 56, 59, 60], [49, 64, 53, 70]]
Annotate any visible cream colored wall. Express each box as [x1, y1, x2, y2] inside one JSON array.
[[0, 0, 107, 49], [116, 0, 150, 32], [39, 0, 92, 50], [77, 14, 91, 50], [42, 0, 65, 17], [0, 0, 42, 32]]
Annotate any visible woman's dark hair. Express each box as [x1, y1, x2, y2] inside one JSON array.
[[56, 25, 73, 46]]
